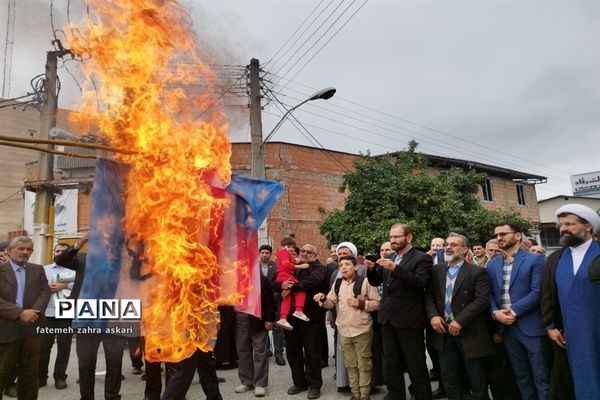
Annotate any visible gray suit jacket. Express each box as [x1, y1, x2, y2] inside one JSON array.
[[0, 261, 51, 342]]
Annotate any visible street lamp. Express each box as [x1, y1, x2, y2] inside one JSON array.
[[260, 87, 336, 149]]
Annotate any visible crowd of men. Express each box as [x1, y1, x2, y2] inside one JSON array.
[[1, 202, 599, 400]]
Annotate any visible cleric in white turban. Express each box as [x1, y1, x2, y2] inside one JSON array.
[[555, 203, 600, 234], [542, 203, 600, 399], [336, 241, 358, 258]]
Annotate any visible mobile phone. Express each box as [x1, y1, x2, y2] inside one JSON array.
[[365, 254, 378, 263]]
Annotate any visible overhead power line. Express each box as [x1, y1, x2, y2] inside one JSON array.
[[276, 0, 369, 88], [269, 0, 341, 75], [263, 72, 574, 186], [264, 0, 329, 66], [262, 84, 351, 172]]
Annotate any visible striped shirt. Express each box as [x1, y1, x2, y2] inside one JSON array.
[[500, 258, 513, 309]]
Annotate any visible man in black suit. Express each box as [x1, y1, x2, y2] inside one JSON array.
[[281, 244, 327, 400], [259, 244, 286, 366], [425, 233, 493, 400], [367, 223, 433, 400], [0, 236, 51, 400]]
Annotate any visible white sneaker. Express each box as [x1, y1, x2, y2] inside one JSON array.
[[276, 318, 293, 331], [254, 387, 266, 397], [235, 384, 252, 393], [292, 311, 310, 322]]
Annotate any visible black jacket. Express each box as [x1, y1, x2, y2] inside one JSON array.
[[367, 247, 432, 329], [287, 259, 327, 321], [425, 261, 493, 359]]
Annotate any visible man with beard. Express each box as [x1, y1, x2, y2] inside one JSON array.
[[282, 244, 327, 400], [486, 223, 550, 400], [426, 233, 493, 400], [541, 204, 600, 400], [367, 223, 433, 400], [485, 239, 501, 260]]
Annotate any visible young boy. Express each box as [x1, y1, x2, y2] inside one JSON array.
[[313, 255, 380, 400], [275, 237, 309, 330]]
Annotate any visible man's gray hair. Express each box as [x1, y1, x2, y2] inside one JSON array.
[[8, 236, 33, 249], [302, 244, 317, 253], [448, 232, 469, 248], [486, 238, 498, 247]]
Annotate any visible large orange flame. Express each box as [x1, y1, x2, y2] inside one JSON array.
[[67, 0, 240, 361]]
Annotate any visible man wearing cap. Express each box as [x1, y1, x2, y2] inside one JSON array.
[[541, 204, 600, 400]]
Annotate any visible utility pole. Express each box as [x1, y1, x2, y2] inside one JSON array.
[[248, 58, 270, 245], [31, 50, 67, 264], [249, 58, 265, 179]]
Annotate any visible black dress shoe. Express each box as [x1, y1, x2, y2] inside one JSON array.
[[307, 388, 321, 399], [337, 386, 351, 393], [370, 386, 384, 394], [431, 387, 446, 399], [216, 376, 226, 383], [55, 378, 67, 389], [132, 367, 142, 375], [38, 379, 47, 388], [287, 385, 308, 395], [275, 354, 286, 366]]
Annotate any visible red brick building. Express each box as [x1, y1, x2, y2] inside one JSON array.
[[16, 140, 545, 262], [231, 143, 545, 259]]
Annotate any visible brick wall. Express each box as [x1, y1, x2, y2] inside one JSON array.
[[0, 106, 87, 238], [231, 142, 357, 260], [0, 106, 42, 236], [478, 176, 540, 222]]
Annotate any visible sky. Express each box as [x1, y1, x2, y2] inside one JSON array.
[[2, 0, 599, 200]]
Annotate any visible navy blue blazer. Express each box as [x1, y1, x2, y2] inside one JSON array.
[[486, 248, 545, 337]]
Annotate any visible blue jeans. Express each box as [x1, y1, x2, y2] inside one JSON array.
[[503, 327, 551, 400], [439, 335, 487, 400]]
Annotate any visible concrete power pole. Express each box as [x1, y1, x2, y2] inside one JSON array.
[[249, 58, 265, 179], [31, 50, 64, 264], [248, 58, 270, 245]]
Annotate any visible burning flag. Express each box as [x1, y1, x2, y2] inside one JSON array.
[[66, 0, 281, 361]]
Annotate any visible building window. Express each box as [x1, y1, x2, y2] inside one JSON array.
[[482, 179, 493, 202], [516, 184, 527, 206], [540, 225, 560, 247]]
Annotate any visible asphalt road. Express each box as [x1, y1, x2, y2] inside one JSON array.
[[32, 328, 439, 400]]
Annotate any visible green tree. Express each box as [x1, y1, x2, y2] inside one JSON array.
[[319, 141, 535, 253]]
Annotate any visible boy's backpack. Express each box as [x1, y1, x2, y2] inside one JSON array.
[[334, 275, 365, 298]]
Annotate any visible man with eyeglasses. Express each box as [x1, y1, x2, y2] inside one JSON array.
[[485, 239, 501, 261], [366, 223, 433, 400], [486, 223, 550, 400], [281, 244, 327, 399], [541, 204, 600, 400], [425, 233, 493, 400]]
